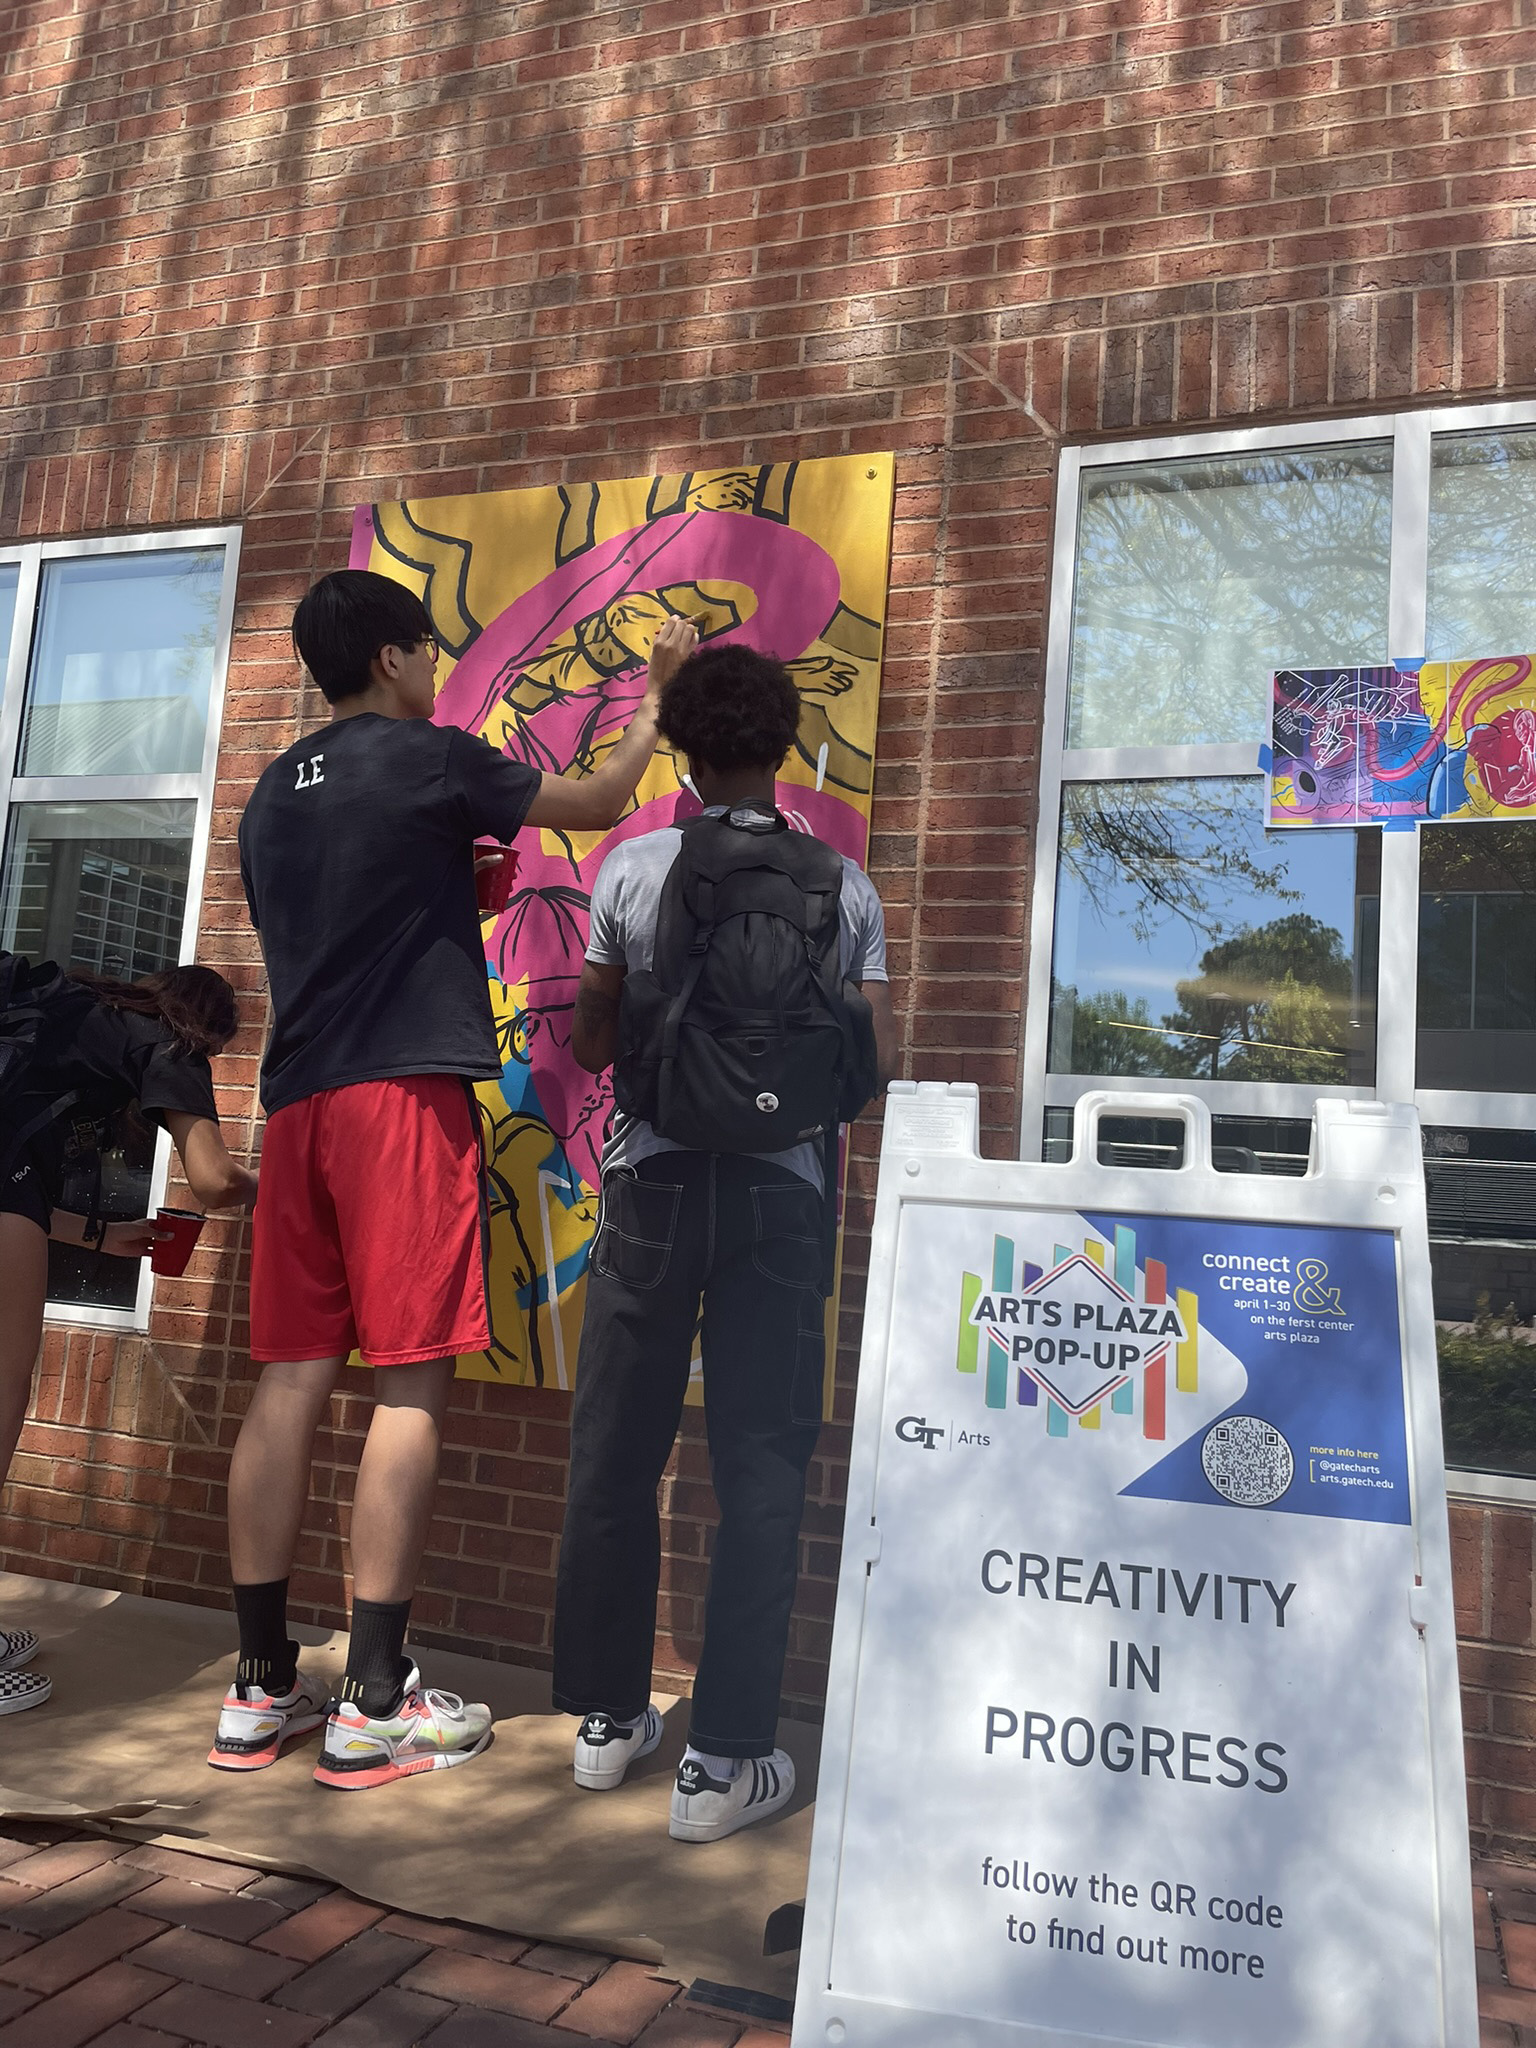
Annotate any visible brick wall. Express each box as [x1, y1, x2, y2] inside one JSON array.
[[1455, 1501, 1536, 1857], [5, 0, 1536, 1826]]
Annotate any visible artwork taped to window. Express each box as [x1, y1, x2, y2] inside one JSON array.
[[349, 458, 895, 1395], [1269, 656, 1536, 828]]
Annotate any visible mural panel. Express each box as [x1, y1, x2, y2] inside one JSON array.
[[349, 457, 895, 1388], [1269, 655, 1536, 827]]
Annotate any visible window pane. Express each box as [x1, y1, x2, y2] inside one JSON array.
[[1427, 429, 1536, 659], [0, 800, 194, 980], [17, 550, 224, 777], [1416, 825, 1536, 1090], [1066, 445, 1393, 750], [44, 1114, 161, 1313], [1425, 1127, 1536, 1478], [1048, 778, 1378, 1085], [0, 800, 194, 1311]]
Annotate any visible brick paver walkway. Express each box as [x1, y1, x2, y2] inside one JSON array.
[[7, 1819, 1536, 2043], [1480, 1855, 1536, 2043], [0, 1820, 790, 2047]]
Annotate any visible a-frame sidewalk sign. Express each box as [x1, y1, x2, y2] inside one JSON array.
[[793, 1083, 1477, 2048]]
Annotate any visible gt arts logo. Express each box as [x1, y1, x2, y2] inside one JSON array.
[[894, 1415, 945, 1450], [957, 1225, 1201, 1442]]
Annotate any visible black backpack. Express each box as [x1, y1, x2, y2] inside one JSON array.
[[0, 952, 99, 1180], [613, 806, 880, 1164]]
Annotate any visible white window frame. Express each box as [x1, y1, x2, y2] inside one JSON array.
[[0, 525, 242, 1333], [1025, 400, 1536, 1498]]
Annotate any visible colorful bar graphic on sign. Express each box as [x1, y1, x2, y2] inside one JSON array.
[[1269, 655, 1536, 827], [348, 458, 895, 1389], [954, 1210, 1406, 1523]]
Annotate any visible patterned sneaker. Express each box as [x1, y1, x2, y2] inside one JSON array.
[[0, 1668, 51, 1716], [313, 1667, 493, 1790], [669, 1748, 796, 1843], [207, 1670, 329, 1771], [0, 1630, 38, 1673], [572, 1705, 664, 1790]]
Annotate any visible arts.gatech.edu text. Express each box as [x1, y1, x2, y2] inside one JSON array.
[[980, 1856, 1284, 1981]]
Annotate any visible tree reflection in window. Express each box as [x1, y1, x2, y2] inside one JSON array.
[[1427, 429, 1536, 660], [1049, 778, 1378, 1085], [1068, 445, 1393, 749]]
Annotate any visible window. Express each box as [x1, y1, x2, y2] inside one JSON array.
[[0, 533, 240, 1327], [1027, 406, 1536, 1493]]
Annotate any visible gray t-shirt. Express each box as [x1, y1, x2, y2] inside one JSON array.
[[586, 815, 889, 1189]]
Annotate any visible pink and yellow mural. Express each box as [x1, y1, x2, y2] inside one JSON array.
[[348, 457, 895, 1389], [1269, 655, 1536, 827]]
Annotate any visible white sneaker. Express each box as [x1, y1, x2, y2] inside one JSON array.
[[0, 1629, 38, 1672], [0, 1667, 51, 1716], [669, 1748, 795, 1843], [207, 1669, 328, 1771], [572, 1705, 664, 1790], [313, 1666, 493, 1790]]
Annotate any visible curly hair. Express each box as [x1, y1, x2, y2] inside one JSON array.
[[656, 643, 801, 773]]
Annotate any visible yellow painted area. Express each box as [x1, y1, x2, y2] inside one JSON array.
[[1084, 1240, 1104, 1268], [1079, 1405, 1101, 1430], [1176, 1288, 1199, 1392]]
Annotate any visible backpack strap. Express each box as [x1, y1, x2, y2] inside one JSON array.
[[0, 1087, 84, 1186]]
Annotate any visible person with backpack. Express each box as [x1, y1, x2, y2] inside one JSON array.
[[216, 569, 695, 1790], [0, 954, 257, 1715], [553, 641, 898, 1843]]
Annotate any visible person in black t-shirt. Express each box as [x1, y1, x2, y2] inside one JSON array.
[[218, 568, 695, 1788], [0, 960, 257, 1715]]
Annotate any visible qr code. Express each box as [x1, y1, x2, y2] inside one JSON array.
[[1201, 1415, 1294, 1507]]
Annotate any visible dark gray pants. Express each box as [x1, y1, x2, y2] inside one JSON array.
[[552, 1150, 825, 1757]]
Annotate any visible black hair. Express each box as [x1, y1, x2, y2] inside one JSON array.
[[656, 643, 801, 773], [73, 964, 239, 1059], [291, 569, 434, 704]]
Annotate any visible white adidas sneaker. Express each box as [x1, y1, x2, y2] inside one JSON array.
[[669, 1748, 796, 1843], [572, 1705, 664, 1790]]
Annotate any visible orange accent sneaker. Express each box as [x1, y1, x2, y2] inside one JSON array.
[[312, 1667, 493, 1790], [207, 1670, 328, 1771]]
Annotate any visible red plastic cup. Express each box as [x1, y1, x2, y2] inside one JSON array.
[[475, 843, 518, 917], [149, 1209, 205, 1277]]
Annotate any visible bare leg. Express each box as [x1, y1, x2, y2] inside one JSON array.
[[227, 1357, 343, 1585], [0, 1215, 48, 1483], [349, 1357, 456, 1604]]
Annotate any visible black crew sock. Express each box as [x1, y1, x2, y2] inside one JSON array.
[[233, 1579, 297, 1696], [339, 1597, 412, 1718]]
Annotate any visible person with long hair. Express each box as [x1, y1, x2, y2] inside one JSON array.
[[0, 955, 257, 1715]]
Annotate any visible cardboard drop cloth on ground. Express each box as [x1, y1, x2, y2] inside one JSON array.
[[0, 1572, 813, 1999]]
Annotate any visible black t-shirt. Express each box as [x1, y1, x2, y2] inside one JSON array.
[[18, 1004, 221, 1202], [239, 714, 540, 1114]]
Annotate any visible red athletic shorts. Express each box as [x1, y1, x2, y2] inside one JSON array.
[[250, 1075, 489, 1366]]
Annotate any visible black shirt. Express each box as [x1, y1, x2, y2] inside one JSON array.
[[18, 1004, 221, 1203], [239, 715, 540, 1114]]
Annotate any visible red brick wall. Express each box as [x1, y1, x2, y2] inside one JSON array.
[[5, 0, 1536, 1825], [1454, 1500, 1536, 1858]]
